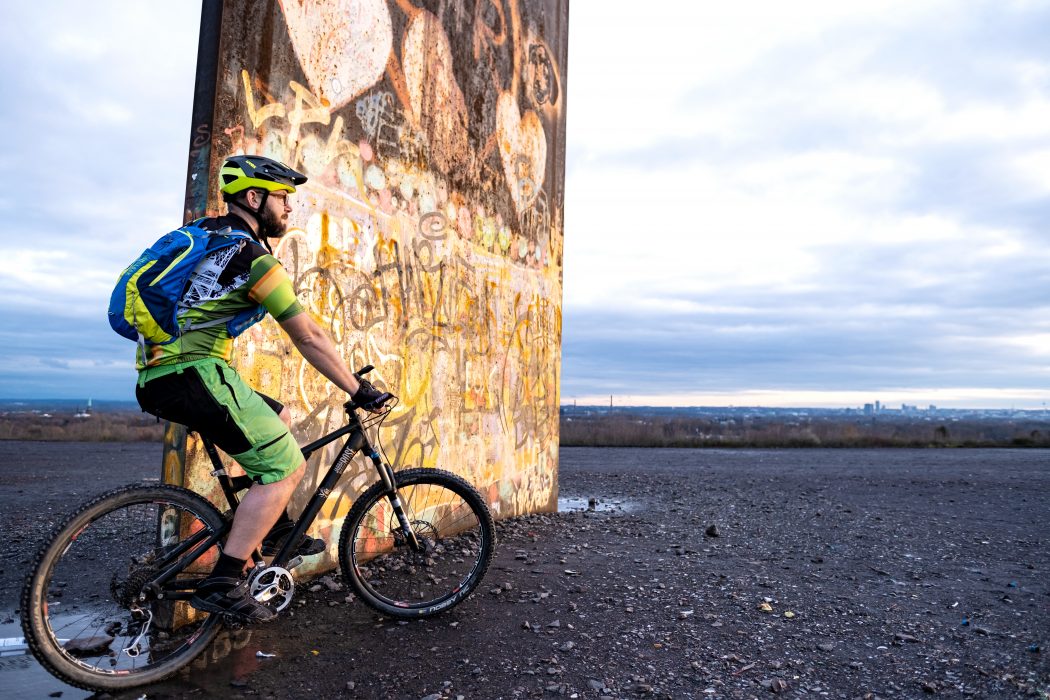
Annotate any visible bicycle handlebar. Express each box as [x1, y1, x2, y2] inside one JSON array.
[[345, 365, 395, 412]]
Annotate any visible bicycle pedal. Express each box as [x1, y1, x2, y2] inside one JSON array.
[[286, 555, 304, 571]]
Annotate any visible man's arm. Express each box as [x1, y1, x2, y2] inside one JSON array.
[[279, 313, 362, 396]]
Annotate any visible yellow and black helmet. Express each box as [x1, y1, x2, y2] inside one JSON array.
[[219, 155, 307, 199]]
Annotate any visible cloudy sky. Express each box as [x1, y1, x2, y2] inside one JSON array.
[[3, 2, 1050, 408]]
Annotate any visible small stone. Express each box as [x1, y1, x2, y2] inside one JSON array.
[[420, 694, 442, 700], [548, 619, 561, 628], [63, 635, 114, 655], [894, 633, 920, 644], [922, 680, 938, 693], [346, 682, 356, 691], [769, 678, 789, 693], [705, 524, 720, 537], [818, 643, 834, 652], [588, 680, 605, 691], [318, 575, 342, 592]]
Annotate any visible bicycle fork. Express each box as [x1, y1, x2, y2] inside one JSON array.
[[369, 449, 423, 552]]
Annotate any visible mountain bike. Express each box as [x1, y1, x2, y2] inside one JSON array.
[[20, 365, 496, 692]]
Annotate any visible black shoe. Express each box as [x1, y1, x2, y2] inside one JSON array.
[[189, 576, 276, 623], [261, 521, 326, 557]]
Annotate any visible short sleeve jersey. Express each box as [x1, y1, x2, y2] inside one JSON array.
[[136, 215, 304, 370]]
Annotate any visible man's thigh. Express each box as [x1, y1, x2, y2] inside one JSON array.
[[137, 361, 303, 484]]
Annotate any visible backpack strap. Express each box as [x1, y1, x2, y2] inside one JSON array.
[[174, 225, 256, 334]]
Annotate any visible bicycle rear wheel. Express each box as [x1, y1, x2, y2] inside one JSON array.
[[338, 468, 495, 618], [21, 484, 225, 691]]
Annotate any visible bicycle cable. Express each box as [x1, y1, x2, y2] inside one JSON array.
[[361, 397, 400, 469]]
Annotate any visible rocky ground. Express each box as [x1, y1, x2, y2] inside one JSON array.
[[1, 443, 1048, 699]]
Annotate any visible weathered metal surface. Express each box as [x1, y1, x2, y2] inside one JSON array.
[[172, 0, 568, 575]]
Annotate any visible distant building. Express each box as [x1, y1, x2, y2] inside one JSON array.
[[863, 403, 874, 416]]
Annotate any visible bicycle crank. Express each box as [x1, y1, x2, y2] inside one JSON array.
[[248, 566, 294, 612]]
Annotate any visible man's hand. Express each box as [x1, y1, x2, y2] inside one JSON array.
[[351, 379, 388, 412]]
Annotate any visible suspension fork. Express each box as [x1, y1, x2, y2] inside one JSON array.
[[363, 440, 423, 551]]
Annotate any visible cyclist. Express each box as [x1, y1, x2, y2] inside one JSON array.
[[135, 154, 387, 623]]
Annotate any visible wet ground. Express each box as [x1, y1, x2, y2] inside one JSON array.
[[1, 443, 1048, 699]]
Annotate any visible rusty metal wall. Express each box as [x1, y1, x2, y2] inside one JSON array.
[[171, 0, 567, 576]]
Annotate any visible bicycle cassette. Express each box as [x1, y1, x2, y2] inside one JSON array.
[[248, 565, 295, 612]]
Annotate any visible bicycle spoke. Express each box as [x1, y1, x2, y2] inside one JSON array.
[[24, 487, 223, 688], [343, 471, 494, 615]]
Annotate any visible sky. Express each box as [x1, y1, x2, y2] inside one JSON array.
[[3, 2, 1050, 408]]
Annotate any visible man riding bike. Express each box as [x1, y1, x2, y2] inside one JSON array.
[[134, 155, 387, 623]]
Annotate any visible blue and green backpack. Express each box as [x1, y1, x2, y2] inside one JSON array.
[[108, 221, 266, 349]]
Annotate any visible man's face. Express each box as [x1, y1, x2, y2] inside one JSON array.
[[257, 189, 292, 239]]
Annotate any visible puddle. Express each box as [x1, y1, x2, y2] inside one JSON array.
[[0, 614, 93, 700], [0, 611, 278, 698], [558, 496, 639, 513]]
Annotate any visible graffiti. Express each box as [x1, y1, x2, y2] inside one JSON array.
[[527, 42, 559, 107], [354, 91, 400, 158], [174, 0, 567, 578]]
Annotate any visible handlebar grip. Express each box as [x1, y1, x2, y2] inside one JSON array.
[[344, 392, 394, 411], [355, 365, 374, 376]]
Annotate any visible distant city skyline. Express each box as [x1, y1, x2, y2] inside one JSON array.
[[4, 3, 1050, 408]]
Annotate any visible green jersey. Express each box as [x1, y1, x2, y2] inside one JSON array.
[[136, 215, 304, 370]]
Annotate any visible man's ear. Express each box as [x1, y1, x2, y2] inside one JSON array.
[[243, 189, 262, 210]]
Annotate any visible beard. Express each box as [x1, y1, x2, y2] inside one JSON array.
[[257, 198, 288, 239]]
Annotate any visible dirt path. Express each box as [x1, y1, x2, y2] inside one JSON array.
[[1, 444, 1047, 698]]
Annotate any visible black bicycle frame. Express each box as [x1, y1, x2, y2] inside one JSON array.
[[145, 405, 415, 601]]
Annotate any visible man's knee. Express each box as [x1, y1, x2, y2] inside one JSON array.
[[276, 461, 306, 488], [278, 407, 292, 428]]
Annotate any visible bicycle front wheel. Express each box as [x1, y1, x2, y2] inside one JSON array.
[[21, 484, 225, 691], [338, 468, 496, 618]]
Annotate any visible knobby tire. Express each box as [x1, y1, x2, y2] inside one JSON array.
[[21, 483, 225, 691], [338, 468, 496, 618]]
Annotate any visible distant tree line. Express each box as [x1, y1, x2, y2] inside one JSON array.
[[8, 408, 1050, 448], [0, 411, 165, 442], [560, 412, 1050, 448]]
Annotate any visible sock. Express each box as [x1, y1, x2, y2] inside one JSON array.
[[208, 552, 247, 581]]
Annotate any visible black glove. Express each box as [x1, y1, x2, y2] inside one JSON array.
[[351, 380, 386, 411]]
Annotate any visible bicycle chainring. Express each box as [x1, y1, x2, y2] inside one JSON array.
[[248, 566, 295, 612]]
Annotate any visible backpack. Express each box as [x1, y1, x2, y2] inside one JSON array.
[[108, 221, 268, 351]]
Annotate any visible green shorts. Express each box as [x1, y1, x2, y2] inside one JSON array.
[[136, 358, 304, 484]]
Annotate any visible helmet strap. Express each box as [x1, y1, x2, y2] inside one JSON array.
[[230, 190, 273, 253], [252, 190, 274, 253]]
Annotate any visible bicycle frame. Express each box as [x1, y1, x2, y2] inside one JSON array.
[[142, 404, 416, 603]]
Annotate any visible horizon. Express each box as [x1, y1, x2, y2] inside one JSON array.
[[4, 395, 1048, 413]]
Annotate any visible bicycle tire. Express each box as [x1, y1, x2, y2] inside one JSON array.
[[21, 483, 225, 691], [338, 468, 496, 618]]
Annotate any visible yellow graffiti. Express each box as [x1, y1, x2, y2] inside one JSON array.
[[174, 0, 564, 578]]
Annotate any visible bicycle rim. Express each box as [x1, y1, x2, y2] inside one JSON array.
[[343, 470, 494, 616], [22, 486, 223, 690]]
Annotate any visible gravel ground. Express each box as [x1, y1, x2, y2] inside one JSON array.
[[1, 443, 1048, 699]]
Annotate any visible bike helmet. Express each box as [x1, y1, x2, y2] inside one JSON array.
[[219, 155, 307, 199]]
